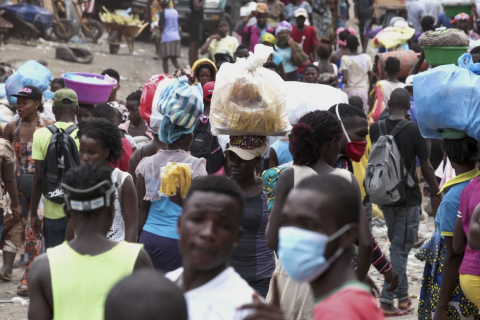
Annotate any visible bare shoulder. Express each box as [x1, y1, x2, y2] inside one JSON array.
[[134, 248, 154, 270], [29, 253, 51, 289]]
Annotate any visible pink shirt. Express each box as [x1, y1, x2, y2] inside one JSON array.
[[242, 24, 274, 52], [313, 282, 385, 320], [459, 177, 480, 276]]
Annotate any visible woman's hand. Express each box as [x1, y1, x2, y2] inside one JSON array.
[[237, 276, 283, 320]]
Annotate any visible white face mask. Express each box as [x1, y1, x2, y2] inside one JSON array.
[[236, 57, 247, 62]]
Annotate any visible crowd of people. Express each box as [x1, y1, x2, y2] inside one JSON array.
[[0, 0, 480, 320]]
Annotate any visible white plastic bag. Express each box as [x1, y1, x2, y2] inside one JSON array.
[[286, 83, 348, 125], [210, 44, 291, 136]]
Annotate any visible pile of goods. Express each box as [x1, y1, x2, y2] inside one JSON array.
[[159, 162, 192, 197], [99, 7, 144, 26], [210, 44, 290, 136], [413, 53, 480, 140], [441, 0, 472, 17], [372, 26, 415, 50], [419, 29, 469, 65]]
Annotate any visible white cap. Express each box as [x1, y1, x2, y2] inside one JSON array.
[[405, 75, 415, 87], [295, 8, 308, 18]]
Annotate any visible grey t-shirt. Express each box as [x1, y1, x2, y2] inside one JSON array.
[[406, 1, 426, 33]]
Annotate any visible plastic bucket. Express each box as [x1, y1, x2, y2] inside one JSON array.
[[61, 72, 117, 105], [443, 5, 471, 18], [375, 50, 428, 79], [422, 46, 468, 66]]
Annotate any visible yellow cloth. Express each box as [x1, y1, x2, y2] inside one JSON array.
[[32, 122, 80, 219], [372, 26, 415, 49], [48, 241, 143, 320], [460, 274, 480, 309], [352, 133, 372, 201], [439, 167, 480, 194], [208, 36, 239, 59]]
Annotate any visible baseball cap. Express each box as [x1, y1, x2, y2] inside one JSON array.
[[12, 85, 43, 101], [53, 88, 79, 107], [256, 3, 268, 14], [405, 75, 415, 87], [451, 12, 470, 24], [225, 145, 268, 161], [295, 8, 308, 18], [203, 81, 215, 101]]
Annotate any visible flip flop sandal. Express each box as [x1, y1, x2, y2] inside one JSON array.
[[0, 270, 12, 282], [17, 285, 29, 297], [383, 309, 410, 318], [398, 299, 414, 311]]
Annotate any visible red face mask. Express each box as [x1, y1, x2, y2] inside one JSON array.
[[345, 141, 367, 162], [336, 104, 367, 163]]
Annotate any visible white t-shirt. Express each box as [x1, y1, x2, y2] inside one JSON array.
[[166, 267, 256, 320]]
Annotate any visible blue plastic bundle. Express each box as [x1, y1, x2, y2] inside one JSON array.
[[413, 53, 480, 140], [5, 60, 51, 106]]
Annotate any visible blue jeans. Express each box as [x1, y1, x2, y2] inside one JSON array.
[[43, 217, 68, 249], [380, 206, 421, 305]]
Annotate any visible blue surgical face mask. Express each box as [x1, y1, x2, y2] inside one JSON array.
[[278, 224, 352, 283]]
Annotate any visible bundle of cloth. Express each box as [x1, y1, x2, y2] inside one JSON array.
[[418, 28, 470, 47]]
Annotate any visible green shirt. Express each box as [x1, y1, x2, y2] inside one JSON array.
[[32, 122, 79, 219]]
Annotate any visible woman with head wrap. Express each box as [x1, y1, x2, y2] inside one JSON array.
[[191, 58, 217, 87], [225, 135, 275, 298], [275, 21, 308, 81], [136, 77, 208, 272]]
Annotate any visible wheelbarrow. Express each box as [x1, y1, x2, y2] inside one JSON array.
[[103, 21, 149, 54]]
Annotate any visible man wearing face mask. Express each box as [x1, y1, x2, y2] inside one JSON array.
[[279, 174, 385, 319], [369, 88, 441, 316], [330, 103, 400, 302]]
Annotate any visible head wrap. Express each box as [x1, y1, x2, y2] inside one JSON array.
[[159, 117, 195, 144], [437, 128, 468, 140], [191, 58, 217, 79], [275, 21, 292, 36], [389, 16, 407, 27], [260, 32, 276, 45], [451, 13, 470, 24], [226, 136, 268, 161], [336, 27, 356, 47]]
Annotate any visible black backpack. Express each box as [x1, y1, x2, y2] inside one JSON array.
[[42, 124, 80, 204], [190, 119, 224, 174]]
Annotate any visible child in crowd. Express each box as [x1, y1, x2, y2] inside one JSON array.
[[234, 44, 250, 60], [50, 78, 64, 92], [77, 104, 94, 124], [93, 103, 134, 171], [105, 270, 188, 320], [191, 58, 217, 87], [279, 174, 385, 320], [101, 68, 129, 122], [303, 64, 320, 84], [201, 18, 239, 61], [157, 0, 181, 74], [28, 164, 152, 320], [119, 90, 152, 141]]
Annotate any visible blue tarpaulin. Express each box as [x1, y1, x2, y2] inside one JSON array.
[[0, 3, 53, 30]]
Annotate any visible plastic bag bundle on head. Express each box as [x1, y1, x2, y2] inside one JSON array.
[[5, 60, 52, 106], [140, 74, 173, 133], [286, 83, 348, 125], [210, 44, 290, 136], [413, 53, 480, 140], [372, 27, 415, 49]]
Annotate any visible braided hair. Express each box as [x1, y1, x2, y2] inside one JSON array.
[[77, 118, 124, 165], [126, 90, 142, 103], [291, 110, 343, 165]]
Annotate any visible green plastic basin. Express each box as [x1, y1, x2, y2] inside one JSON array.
[[443, 5, 471, 18], [422, 46, 468, 66]]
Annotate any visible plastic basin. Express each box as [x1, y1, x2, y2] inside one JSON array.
[[422, 46, 468, 66], [443, 5, 471, 18], [61, 72, 117, 105]]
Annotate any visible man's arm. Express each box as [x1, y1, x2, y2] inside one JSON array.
[[468, 204, 480, 250], [435, 236, 463, 319], [134, 248, 154, 270], [28, 254, 53, 320], [122, 176, 138, 243], [30, 160, 44, 237], [2, 162, 21, 213]]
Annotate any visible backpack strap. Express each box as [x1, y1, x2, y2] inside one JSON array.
[[64, 124, 78, 135], [390, 120, 412, 137], [46, 124, 58, 134]]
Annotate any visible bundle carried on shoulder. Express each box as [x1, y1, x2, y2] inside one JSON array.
[[418, 29, 469, 47], [6, 60, 52, 106], [413, 53, 480, 140], [210, 44, 290, 136], [139, 74, 173, 132]]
